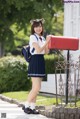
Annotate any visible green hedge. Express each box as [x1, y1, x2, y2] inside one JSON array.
[[0, 56, 31, 93], [45, 54, 64, 74], [0, 55, 64, 93], [45, 54, 56, 74]]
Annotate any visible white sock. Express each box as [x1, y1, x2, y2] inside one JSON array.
[[30, 103, 36, 110], [25, 102, 30, 108]]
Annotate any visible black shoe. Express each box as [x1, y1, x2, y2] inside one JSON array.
[[22, 105, 25, 110], [32, 109, 39, 114], [24, 107, 39, 114], [24, 107, 32, 114]]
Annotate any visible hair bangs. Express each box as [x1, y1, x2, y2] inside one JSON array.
[[33, 21, 42, 27]]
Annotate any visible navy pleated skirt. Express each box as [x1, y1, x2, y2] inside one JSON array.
[[28, 55, 45, 77]]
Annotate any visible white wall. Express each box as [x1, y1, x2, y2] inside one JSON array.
[[40, 74, 56, 94], [40, 74, 75, 96], [63, 1, 80, 62], [64, 1, 80, 37]]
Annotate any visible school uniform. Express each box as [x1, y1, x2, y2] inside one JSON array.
[[28, 33, 46, 77]]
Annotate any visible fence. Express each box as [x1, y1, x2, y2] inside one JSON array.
[[55, 52, 80, 107]]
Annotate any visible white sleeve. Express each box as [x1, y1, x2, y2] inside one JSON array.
[[29, 35, 38, 47]]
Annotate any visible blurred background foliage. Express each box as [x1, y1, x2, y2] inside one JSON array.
[[0, 56, 31, 92], [0, 0, 64, 56]]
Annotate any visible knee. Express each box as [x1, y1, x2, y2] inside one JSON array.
[[32, 85, 41, 93]]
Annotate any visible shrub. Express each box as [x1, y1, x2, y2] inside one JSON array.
[[0, 56, 31, 93], [45, 54, 64, 74]]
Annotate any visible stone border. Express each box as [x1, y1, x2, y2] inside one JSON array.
[[0, 94, 45, 109], [0, 94, 23, 107]]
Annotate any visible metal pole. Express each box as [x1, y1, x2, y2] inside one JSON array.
[[66, 50, 70, 104], [55, 70, 58, 105], [54, 53, 58, 105]]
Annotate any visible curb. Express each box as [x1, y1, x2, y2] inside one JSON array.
[[0, 94, 45, 109], [0, 94, 23, 107], [0, 94, 45, 108], [0, 94, 54, 118]]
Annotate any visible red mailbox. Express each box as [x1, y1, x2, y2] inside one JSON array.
[[48, 36, 79, 50]]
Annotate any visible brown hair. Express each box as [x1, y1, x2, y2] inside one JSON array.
[[31, 21, 44, 35]]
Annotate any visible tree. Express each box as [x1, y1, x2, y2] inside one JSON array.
[[0, 0, 63, 57]]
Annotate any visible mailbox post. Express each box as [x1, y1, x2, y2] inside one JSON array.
[[66, 50, 70, 104]]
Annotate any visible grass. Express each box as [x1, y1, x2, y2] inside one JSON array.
[[2, 91, 80, 107], [2, 91, 60, 106]]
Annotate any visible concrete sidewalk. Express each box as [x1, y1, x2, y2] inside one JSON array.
[[0, 99, 53, 119]]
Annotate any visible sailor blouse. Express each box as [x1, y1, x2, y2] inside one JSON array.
[[29, 33, 46, 55]]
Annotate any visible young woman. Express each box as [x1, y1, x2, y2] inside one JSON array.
[[22, 18, 51, 114]]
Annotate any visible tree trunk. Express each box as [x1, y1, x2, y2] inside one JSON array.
[[0, 42, 4, 57]]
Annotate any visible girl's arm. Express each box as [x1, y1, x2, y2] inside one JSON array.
[[32, 35, 50, 54], [45, 44, 50, 54]]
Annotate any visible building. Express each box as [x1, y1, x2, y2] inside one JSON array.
[[63, 0, 80, 62]]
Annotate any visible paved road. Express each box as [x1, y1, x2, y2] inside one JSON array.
[[0, 99, 52, 119]]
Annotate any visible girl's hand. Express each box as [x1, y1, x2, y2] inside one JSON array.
[[46, 35, 51, 43]]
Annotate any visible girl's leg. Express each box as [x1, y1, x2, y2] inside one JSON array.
[[27, 77, 42, 102], [25, 77, 42, 109]]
